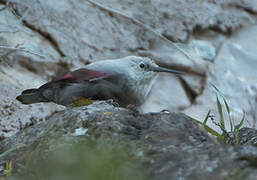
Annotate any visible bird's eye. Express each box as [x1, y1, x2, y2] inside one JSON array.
[[139, 63, 145, 68]]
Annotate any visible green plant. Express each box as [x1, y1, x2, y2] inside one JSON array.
[[5, 161, 12, 177], [0, 144, 24, 159], [189, 83, 246, 144], [16, 138, 148, 180], [0, 161, 12, 180], [0, 144, 24, 179]]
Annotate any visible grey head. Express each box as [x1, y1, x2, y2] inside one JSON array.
[[86, 56, 182, 105]]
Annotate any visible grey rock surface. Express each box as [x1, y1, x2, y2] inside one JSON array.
[[11, 0, 256, 60], [184, 25, 257, 132], [0, 81, 63, 138], [0, 102, 257, 179], [0, 0, 256, 136], [140, 73, 190, 113], [0, 0, 257, 178], [0, 8, 65, 138], [190, 40, 216, 61]]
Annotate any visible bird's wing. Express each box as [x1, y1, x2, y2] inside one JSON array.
[[55, 68, 113, 83]]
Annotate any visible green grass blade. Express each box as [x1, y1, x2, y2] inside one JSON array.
[[187, 116, 203, 125], [0, 144, 25, 159], [223, 98, 230, 115], [216, 95, 225, 129], [203, 110, 211, 125], [235, 110, 246, 130], [223, 98, 233, 132], [229, 118, 233, 132], [210, 83, 221, 94], [203, 125, 222, 138], [187, 114, 221, 138]]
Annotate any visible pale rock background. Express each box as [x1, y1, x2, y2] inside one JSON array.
[[0, 0, 257, 137]]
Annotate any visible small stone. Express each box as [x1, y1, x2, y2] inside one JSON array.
[[72, 127, 88, 136], [191, 40, 216, 61]]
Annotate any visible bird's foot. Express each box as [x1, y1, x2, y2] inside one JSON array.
[[72, 97, 93, 107], [106, 99, 120, 107]]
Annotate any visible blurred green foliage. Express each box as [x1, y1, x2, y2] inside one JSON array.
[[16, 138, 148, 180]]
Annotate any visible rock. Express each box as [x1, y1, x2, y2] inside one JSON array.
[[140, 73, 190, 113], [10, 0, 256, 68], [0, 8, 60, 68], [223, 0, 257, 14], [1, 0, 256, 123], [0, 102, 257, 179], [190, 40, 216, 61], [236, 127, 257, 145], [0, 8, 70, 138], [0, 0, 256, 178], [184, 25, 257, 130], [0, 80, 64, 138], [181, 74, 205, 96], [100, 0, 255, 42]]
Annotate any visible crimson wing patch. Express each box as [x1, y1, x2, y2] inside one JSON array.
[[56, 68, 113, 83]]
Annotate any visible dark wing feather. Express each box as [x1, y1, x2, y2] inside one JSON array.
[[37, 68, 115, 101]]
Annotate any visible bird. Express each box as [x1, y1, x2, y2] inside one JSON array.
[[16, 56, 182, 107]]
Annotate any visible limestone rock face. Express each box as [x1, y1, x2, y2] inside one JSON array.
[[184, 26, 257, 132], [1, 0, 257, 138], [1, 0, 257, 178]]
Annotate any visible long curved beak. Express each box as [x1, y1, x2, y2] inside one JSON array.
[[149, 65, 183, 75]]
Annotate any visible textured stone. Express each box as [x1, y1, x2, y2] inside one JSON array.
[[0, 0, 256, 137], [0, 102, 257, 179], [140, 73, 190, 113], [184, 25, 257, 130], [190, 40, 216, 61]]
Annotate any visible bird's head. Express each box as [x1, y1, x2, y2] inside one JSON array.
[[122, 56, 182, 82], [117, 56, 182, 103]]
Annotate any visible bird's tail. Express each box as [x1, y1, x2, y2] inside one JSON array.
[[16, 88, 49, 104]]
